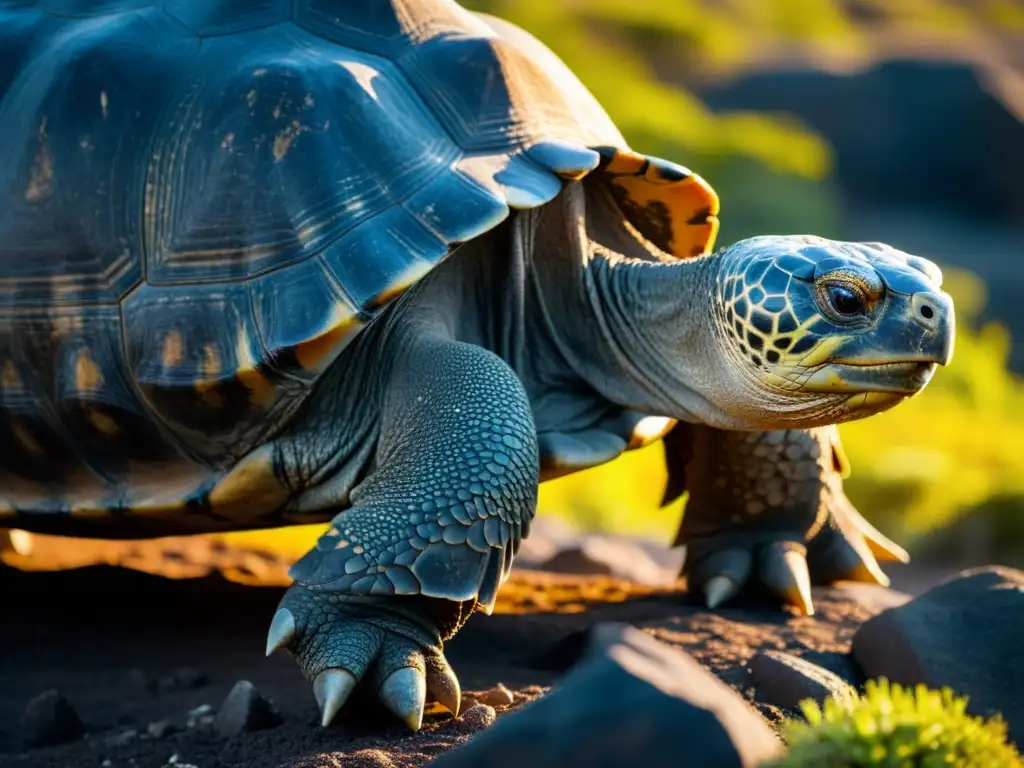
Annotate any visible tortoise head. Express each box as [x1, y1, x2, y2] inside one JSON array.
[[710, 235, 954, 424]]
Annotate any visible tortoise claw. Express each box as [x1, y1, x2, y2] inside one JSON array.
[[426, 654, 462, 718], [703, 575, 740, 609], [265, 608, 297, 657], [314, 668, 358, 728], [760, 543, 814, 617], [379, 667, 426, 732]]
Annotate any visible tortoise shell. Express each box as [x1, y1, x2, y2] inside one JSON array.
[[0, 0, 719, 523]]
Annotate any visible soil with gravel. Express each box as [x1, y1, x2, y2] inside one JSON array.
[[0, 544, 943, 768]]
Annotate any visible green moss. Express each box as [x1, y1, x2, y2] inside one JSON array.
[[766, 679, 1023, 768]]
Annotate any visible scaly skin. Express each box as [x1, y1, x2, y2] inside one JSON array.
[[663, 423, 908, 615], [262, 181, 954, 731]]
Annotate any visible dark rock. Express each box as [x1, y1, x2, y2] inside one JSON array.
[[852, 566, 1024, 738], [146, 719, 177, 739], [455, 704, 497, 733], [430, 622, 783, 768], [214, 680, 283, 738], [21, 689, 84, 747], [535, 537, 677, 586], [749, 650, 857, 713]]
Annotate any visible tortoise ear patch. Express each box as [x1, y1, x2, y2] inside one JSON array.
[[593, 147, 720, 259]]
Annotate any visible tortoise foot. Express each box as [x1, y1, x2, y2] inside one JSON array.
[[673, 426, 909, 617], [267, 584, 461, 731], [681, 483, 909, 617]]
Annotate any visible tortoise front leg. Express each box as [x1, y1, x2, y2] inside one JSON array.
[[267, 339, 538, 730], [665, 424, 908, 615]]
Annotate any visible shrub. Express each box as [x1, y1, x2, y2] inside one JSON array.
[[766, 678, 1023, 768]]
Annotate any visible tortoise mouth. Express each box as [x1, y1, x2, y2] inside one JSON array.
[[800, 360, 937, 394]]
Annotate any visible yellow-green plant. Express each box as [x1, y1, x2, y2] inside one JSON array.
[[766, 678, 1023, 768]]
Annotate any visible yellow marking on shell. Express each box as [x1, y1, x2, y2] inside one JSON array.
[[162, 331, 184, 367], [602, 148, 647, 175], [295, 314, 364, 373], [236, 366, 275, 407], [233, 327, 275, 407], [798, 335, 849, 369], [272, 120, 307, 162], [628, 416, 678, 450], [208, 445, 289, 520], [1, 360, 20, 389], [372, 260, 437, 311], [194, 379, 224, 408], [26, 118, 53, 203], [11, 421, 43, 457], [74, 348, 103, 392], [188, 342, 226, 406], [87, 406, 119, 436], [201, 343, 221, 376], [610, 171, 720, 258]]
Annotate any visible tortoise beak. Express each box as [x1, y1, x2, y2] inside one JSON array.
[[799, 288, 954, 395], [910, 290, 954, 367]]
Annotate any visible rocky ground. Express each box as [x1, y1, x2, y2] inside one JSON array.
[[0, 523, 974, 768]]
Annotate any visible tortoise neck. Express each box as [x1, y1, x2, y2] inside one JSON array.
[[523, 182, 729, 423]]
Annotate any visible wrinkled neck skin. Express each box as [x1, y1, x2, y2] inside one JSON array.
[[403, 180, 830, 435], [506, 182, 837, 431]]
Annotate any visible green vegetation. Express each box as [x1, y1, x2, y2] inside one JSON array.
[[765, 679, 1023, 767]]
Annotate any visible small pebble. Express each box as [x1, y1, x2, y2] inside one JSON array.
[[345, 749, 397, 767], [185, 704, 214, 729], [147, 719, 177, 739], [215, 680, 283, 737], [456, 704, 496, 733], [476, 683, 514, 708], [104, 729, 138, 748], [21, 689, 85, 747]]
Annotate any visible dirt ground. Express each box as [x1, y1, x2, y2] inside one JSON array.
[[0, 535, 945, 768]]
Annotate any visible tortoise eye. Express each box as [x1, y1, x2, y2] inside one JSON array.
[[827, 285, 864, 316]]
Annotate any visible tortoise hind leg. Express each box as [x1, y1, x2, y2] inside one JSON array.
[[665, 424, 908, 615]]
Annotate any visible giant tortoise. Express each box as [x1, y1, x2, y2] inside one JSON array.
[[0, 0, 954, 732]]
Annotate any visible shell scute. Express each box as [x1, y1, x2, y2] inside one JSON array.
[[0, 9, 195, 306], [250, 255, 363, 378], [321, 204, 446, 311], [143, 24, 457, 286], [122, 281, 277, 464], [293, 0, 482, 58], [165, 0, 288, 37], [399, 32, 580, 153]]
